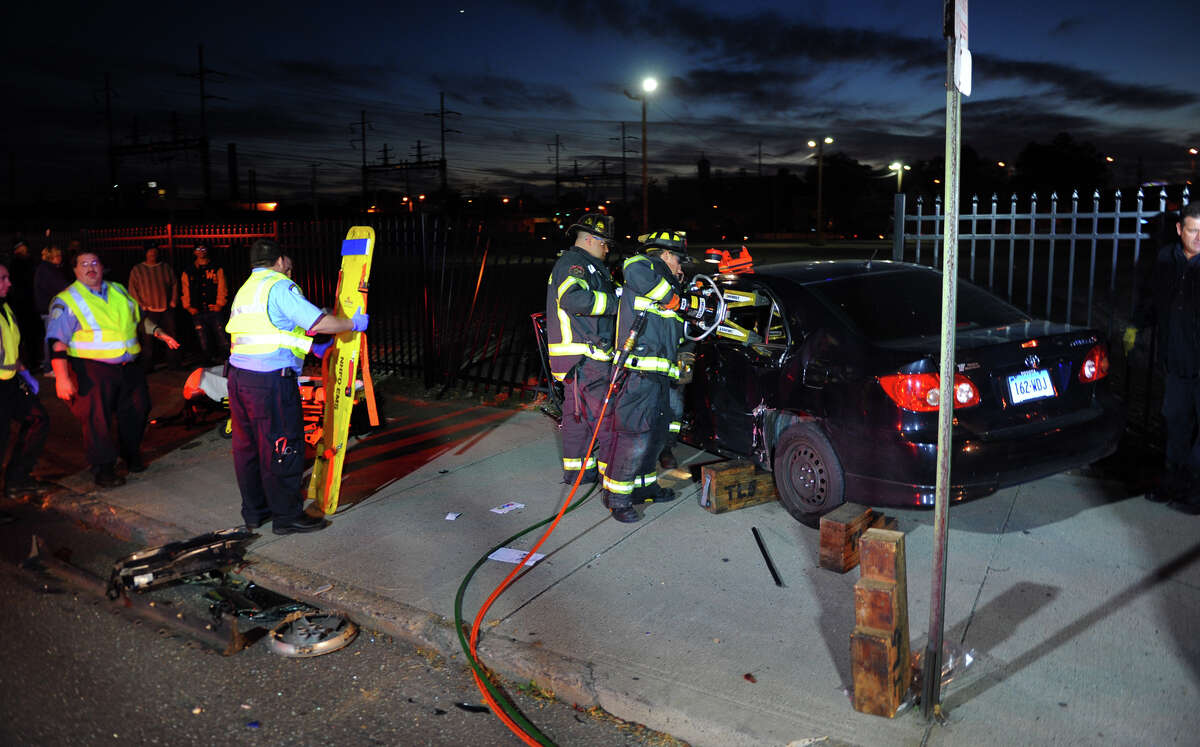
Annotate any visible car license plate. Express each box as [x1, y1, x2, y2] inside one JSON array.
[[1007, 369, 1055, 404]]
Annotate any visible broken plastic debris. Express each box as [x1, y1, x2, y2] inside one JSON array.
[[313, 584, 333, 595], [487, 547, 544, 567], [743, 673, 757, 683], [247, 721, 260, 729], [192, 706, 203, 715], [445, 512, 462, 521], [455, 702, 490, 714], [240, 704, 251, 710], [490, 502, 524, 514]]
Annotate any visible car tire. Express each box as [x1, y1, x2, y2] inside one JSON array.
[[773, 423, 844, 521]]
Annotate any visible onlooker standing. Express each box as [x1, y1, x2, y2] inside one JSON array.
[[1131, 201, 1200, 512], [33, 245, 71, 372], [128, 243, 181, 371], [0, 259, 52, 499], [8, 241, 40, 367], [181, 244, 229, 365], [47, 251, 180, 488]]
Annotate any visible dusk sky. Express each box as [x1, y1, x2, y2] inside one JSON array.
[[6, 0, 1198, 203]]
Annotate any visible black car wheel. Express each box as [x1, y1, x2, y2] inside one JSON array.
[[774, 423, 844, 520]]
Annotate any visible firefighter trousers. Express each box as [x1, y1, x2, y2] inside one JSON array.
[[602, 371, 671, 503], [560, 358, 614, 484]]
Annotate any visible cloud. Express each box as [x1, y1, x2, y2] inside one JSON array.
[[273, 59, 401, 92], [1049, 16, 1088, 36], [668, 68, 811, 110], [518, 0, 1196, 112], [434, 74, 576, 111]]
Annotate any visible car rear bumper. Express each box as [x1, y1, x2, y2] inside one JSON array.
[[837, 398, 1125, 509]]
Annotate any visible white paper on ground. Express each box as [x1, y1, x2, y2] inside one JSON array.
[[490, 502, 525, 514], [487, 547, 545, 567]]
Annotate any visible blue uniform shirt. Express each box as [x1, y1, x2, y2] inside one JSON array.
[[228, 269, 324, 374], [46, 281, 140, 365]]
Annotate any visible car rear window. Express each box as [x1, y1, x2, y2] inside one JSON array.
[[805, 269, 1029, 342]]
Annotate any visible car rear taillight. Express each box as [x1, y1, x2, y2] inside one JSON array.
[[1079, 343, 1110, 382], [877, 373, 981, 412]]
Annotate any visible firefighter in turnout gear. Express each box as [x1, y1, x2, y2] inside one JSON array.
[[546, 213, 619, 485], [603, 230, 702, 522]]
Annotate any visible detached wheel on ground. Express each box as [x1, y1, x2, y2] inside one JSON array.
[[773, 423, 844, 521]]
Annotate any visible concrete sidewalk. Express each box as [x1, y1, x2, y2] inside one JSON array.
[[31, 397, 1200, 746]]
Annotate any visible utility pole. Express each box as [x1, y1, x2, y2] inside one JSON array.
[[553, 135, 561, 202], [379, 143, 391, 166], [351, 110, 370, 211], [179, 43, 226, 203], [104, 73, 116, 189], [227, 143, 239, 201], [310, 163, 319, 220], [425, 92, 461, 192]]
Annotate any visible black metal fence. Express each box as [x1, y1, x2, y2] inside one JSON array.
[[47, 217, 557, 397], [892, 186, 1193, 446]]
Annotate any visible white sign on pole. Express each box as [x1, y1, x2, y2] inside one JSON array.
[[955, 40, 973, 96], [956, 0, 968, 44]]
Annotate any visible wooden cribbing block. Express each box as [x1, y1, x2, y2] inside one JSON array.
[[699, 459, 778, 514], [818, 503, 899, 573], [850, 626, 907, 717], [850, 529, 910, 719], [854, 577, 900, 631]]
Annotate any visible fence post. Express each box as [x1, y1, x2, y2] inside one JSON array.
[[892, 193, 906, 261]]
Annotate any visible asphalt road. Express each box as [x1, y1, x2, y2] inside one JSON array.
[[0, 499, 683, 746]]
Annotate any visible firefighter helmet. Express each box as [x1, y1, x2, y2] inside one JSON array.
[[638, 230, 692, 264], [567, 213, 615, 242]]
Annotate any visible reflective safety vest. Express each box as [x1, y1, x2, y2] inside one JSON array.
[[226, 269, 313, 359], [0, 302, 19, 379], [56, 281, 141, 361]]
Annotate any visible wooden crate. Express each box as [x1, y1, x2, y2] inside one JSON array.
[[699, 459, 778, 514], [818, 503, 899, 573]]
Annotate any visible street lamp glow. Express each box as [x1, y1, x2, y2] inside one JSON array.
[[1189, 147, 1198, 156], [642, 77, 658, 93], [1105, 155, 1115, 163], [889, 162, 911, 193], [809, 136, 834, 242]]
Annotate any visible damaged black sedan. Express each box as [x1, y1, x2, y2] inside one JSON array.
[[683, 260, 1124, 521]]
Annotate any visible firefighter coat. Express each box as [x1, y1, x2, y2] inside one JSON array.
[[546, 246, 618, 381]]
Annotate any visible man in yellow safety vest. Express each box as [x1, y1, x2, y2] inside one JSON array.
[[47, 251, 180, 488], [226, 239, 367, 535]]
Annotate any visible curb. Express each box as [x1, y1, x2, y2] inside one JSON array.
[[34, 485, 607, 710]]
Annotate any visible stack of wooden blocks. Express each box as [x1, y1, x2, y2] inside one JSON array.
[[849, 528, 911, 718], [818, 502, 898, 573]]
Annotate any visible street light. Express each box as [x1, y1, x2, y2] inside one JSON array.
[[808, 136, 833, 242], [889, 161, 911, 193], [1189, 147, 1197, 183], [625, 76, 658, 232]]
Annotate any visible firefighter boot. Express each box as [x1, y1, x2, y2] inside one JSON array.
[[658, 448, 678, 470], [604, 491, 641, 523]]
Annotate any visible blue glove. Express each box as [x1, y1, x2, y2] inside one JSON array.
[[19, 369, 39, 395], [351, 307, 369, 333], [310, 339, 332, 358]]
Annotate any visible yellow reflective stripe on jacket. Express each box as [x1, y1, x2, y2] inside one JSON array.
[[0, 303, 18, 378], [620, 354, 679, 379], [668, 421, 681, 433], [646, 277, 673, 302], [631, 295, 680, 321], [226, 270, 313, 358], [590, 291, 608, 315], [58, 281, 141, 360], [556, 275, 586, 301]]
